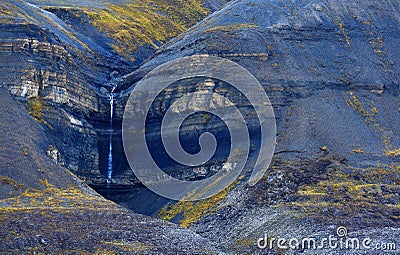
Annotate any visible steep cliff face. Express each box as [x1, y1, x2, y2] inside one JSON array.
[[0, 0, 230, 185], [0, 1, 232, 253], [0, 88, 221, 254], [0, 1, 105, 183], [118, 0, 400, 253], [122, 0, 400, 165]]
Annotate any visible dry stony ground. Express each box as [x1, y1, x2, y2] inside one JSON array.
[[0, 89, 221, 254]]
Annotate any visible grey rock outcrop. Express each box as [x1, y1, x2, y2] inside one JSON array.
[[117, 0, 400, 253], [0, 0, 232, 185]]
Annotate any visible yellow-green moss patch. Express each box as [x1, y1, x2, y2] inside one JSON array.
[[287, 162, 400, 212], [27, 96, 50, 125], [0, 175, 25, 190], [85, 0, 209, 58], [102, 240, 153, 253], [158, 176, 243, 228], [204, 23, 257, 33], [386, 148, 400, 157]]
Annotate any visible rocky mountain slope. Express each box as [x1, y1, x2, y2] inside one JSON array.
[[116, 0, 400, 253], [0, 88, 221, 254], [0, 0, 229, 184], [0, 0, 229, 254], [25, 0, 230, 64], [1, 0, 399, 254]]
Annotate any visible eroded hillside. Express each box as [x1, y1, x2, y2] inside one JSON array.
[[1, 0, 399, 254], [118, 0, 400, 253]]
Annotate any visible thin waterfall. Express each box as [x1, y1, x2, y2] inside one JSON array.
[[107, 85, 117, 183]]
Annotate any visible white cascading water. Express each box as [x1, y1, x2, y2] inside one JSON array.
[[107, 85, 117, 183]]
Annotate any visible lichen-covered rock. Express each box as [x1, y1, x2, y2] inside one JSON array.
[[117, 0, 400, 253]]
